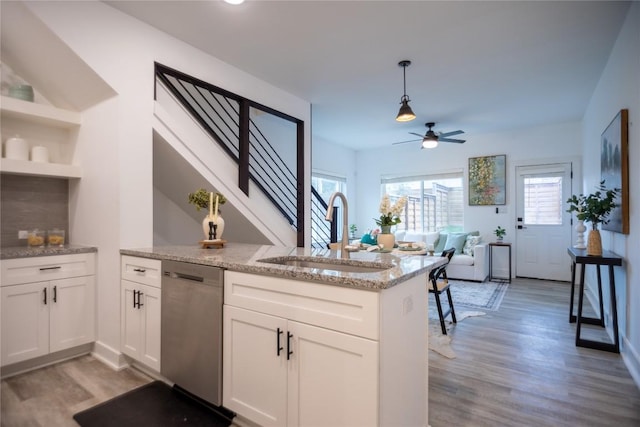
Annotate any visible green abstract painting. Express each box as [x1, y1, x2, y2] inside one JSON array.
[[468, 155, 506, 205]]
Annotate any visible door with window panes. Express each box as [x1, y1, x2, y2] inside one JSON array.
[[515, 164, 572, 281]]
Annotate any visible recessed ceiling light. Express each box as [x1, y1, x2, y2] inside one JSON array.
[[224, 0, 245, 5]]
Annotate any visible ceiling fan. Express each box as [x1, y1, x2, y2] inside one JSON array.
[[393, 122, 466, 149]]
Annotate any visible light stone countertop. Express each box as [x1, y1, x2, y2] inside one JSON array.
[[1, 245, 98, 260], [120, 243, 447, 290]]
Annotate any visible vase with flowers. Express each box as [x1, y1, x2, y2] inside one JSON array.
[[188, 188, 227, 240], [373, 194, 407, 248], [566, 180, 619, 256]]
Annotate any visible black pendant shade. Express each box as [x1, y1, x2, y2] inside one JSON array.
[[396, 60, 416, 122]]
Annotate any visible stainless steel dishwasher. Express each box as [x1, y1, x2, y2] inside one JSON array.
[[161, 260, 224, 406]]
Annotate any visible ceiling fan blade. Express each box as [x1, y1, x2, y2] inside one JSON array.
[[439, 137, 466, 144], [408, 132, 425, 138], [438, 130, 464, 138], [392, 138, 422, 145]]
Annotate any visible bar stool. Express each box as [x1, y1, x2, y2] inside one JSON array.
[[429, 248, 456, 335]]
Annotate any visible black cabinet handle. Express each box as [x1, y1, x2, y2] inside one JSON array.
[[133, 268, 146, 273], [39, 266, 61, 271], [53, 285, 57, 303], [287, 332, 293, 360], [43, 287, 47, 305], [133, 290, 138, 308], [277, 328, 284, 356]]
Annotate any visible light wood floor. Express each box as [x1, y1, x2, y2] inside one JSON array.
[[1, 278, 639, 426], [1, 355, 152, 426], [429, 277, 640, 427]]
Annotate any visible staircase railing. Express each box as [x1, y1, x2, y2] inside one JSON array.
[[154, 63, 305, 246], [310, 187, 337, 248]]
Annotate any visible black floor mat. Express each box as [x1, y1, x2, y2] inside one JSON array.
[[73, 381, 233, 427]]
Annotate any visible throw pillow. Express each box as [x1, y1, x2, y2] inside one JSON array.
[[463, 235, 482, 256], [434, 232, 448, 253], [425, 231, 440, 247], [444, 232, 468, 254]]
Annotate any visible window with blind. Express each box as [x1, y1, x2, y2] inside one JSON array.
[[523, 175, 563, 225], [381, 172, 464, 233]]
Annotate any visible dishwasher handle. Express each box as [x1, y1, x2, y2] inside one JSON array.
[[168, 271, 205, 283]]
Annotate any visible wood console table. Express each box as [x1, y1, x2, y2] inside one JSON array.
[[567, 247, 622, 353]]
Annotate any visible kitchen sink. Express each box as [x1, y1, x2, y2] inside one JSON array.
[[257, 256, 393, 273]]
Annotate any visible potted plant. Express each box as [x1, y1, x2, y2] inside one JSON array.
[[566, 180, 619, 255], [494, 226, 506, 242], [188, 189, 227, 240], [373, 194, 408, 248], [349, 224, 358, 239]]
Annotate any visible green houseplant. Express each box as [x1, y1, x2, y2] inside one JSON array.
[[566, 180, 619, 255], [188, 188, 226, 212], [494, 226, 506, 242]]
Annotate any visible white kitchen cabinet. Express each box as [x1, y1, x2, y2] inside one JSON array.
[[0, 95, 82, 178], [0, 254, 96, 366], [223, 270, 426, 427], [120, 256, 161, 371], [224, 305, 378, 427]]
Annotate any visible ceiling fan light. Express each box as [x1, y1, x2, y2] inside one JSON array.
[[396, 98, 416, 122], [421, 137, 438, 149]]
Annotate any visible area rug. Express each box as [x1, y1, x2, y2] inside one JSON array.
[[448, 279, 509, 311], [73, 381, 233, 427]]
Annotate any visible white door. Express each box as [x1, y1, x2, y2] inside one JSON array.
[[516, 163, 572, 281], [287, 320, 379, 427], [49, 276, 95, 352], [223, 305, 288, 427], [1, 282, 49, 365]]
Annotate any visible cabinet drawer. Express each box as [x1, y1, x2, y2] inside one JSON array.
[[1, 253, 95, 286], [121, 256, 162, 288], [224, 271, 379, 340]]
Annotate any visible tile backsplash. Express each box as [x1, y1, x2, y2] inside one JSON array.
[[1, 175, 69, 248]]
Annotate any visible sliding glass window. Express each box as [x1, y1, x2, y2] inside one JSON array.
[[381, 172, 463, 233]]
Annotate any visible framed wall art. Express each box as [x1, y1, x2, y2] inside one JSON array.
[[601, 109, 629, 234], [468, 154, 506, 205]]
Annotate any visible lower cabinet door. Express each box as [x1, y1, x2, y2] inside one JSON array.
[[1, 282, 49, 366], [223, 305, 288, 427], [121, 280, 161, 372], [49, 276, 95, 353], [287, 321, 379, 427], [139, 284, 161, 371], [121, 280, 142, 360]]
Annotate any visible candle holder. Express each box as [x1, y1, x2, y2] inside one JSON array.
[[208, 221, 218, 240]]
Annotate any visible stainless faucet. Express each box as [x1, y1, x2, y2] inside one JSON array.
[[325, 191, 349, 257]]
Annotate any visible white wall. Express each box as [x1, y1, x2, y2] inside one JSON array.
[[25, 0, 311, 366], [355, 121, 582, 242], [581, 2, 640, 385], [312, 135, 358, 225]]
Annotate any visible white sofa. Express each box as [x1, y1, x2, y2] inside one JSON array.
[[395, 231, 489, 282]]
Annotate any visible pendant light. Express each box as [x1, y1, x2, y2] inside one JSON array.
[[395, 60, 416, 122]]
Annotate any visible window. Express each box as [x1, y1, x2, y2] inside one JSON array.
[[311, 172, 347, 247], [381, 172, 463, 233], [312, 173, 347, 199], [523, 175, 563, 225]]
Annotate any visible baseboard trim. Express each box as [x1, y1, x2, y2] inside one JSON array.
[[1, 344, 92, 379], [91, 340, 128, 371], [621, 336, 640, 390]]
